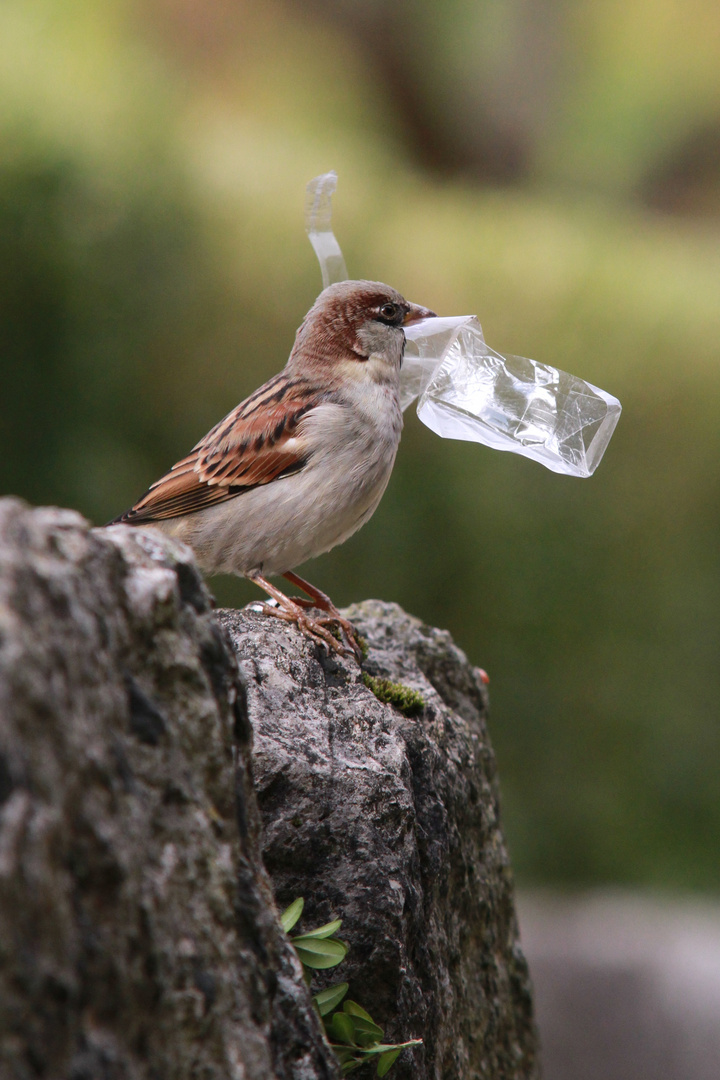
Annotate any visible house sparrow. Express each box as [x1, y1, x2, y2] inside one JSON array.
[[111, 280, 436, 660]]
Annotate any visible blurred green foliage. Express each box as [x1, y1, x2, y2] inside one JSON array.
[[2, 0, 720, 890]]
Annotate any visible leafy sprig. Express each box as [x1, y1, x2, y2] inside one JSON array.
[[281, 898, 422, 1076]]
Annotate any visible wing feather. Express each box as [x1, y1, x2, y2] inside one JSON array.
[[111, 374, 321, 524]]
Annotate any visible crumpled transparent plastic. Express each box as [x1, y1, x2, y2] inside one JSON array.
[[403, 317, 622, 477], [304, 172, 621, 477]]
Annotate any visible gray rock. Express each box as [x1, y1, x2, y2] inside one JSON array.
[[0, 498, 536, 1079], [219, 599, 537, 1080], [0, 499, 336, 1080]]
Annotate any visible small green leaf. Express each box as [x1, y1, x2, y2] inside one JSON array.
[[347, 1021, 384, 1047], [330, 1011, 357, 1046], [293, 918, 342, 940], [330, 1046, 357, 1065], [341, 1001, 384, 1045], [293, 936, 348, 969], [341, 1060, 363, 1074], [377, 1048, 402, 1076], [280, 897, 304, 933], [343, 1000, 377, 1025], [314, 982, 349, 1017], [356, 1033, 382, 1049]]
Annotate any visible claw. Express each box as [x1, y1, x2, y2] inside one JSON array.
[[282, 570, 365, 663], [321, 614, 364, 663], [288, 595, 362, 657], [247, 571, 360, 661], [257, 601, 348, 656]]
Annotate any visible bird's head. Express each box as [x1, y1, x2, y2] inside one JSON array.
[[288, 280, 436, 382]]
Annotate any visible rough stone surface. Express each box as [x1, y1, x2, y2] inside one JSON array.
[[0, 499, 337, 1080], [219, 600, 538, 1080], [0, 498, 537, 1079]]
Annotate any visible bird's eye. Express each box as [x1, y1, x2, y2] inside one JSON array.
[[378, 302, 401, 323]]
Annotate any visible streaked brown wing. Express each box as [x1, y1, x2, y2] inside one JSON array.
[[112, 373, 321, 524]]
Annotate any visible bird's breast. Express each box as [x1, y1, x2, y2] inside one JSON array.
[[173, 386, 403, 579]]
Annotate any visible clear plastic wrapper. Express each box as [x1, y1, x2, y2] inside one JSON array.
[[398, 316, 468, 410], [404, 317, 621, 477], [304, 172, 621, 476]]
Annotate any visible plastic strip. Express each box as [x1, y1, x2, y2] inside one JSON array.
[[305, 172, 348, 289]]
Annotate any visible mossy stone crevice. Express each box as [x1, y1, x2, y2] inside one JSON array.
[[361, 673, 425, 717]]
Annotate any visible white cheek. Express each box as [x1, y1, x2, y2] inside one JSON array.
[[366, 354, 393, 379], [338, 354, 399, 385]]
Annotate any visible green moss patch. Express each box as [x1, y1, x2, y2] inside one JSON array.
[[362, 674, 425, 717]]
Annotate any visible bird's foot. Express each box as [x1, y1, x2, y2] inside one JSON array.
[[247, 571, 360, 661], [250, 570, 367, 660], [281, 570, 365, 663], [317, 613, 364, 664], [285, 596, 364, 663], [257, 601, 349, 657]]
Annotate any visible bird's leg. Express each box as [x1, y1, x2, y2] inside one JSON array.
[[282, 570, 364, 663], [246, 572, 349, 658]]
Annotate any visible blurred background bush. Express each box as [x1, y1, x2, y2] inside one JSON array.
[[2, 0, 720, 896]]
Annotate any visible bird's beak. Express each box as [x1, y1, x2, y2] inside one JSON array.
[[403, 303, 437, 326]]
